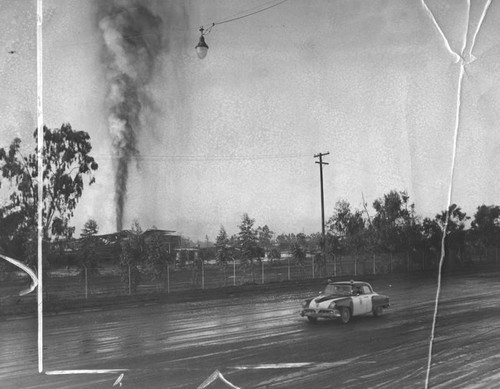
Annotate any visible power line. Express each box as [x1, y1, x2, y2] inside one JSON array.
[[47, 1, 289, 50], [201, 0, 289, 33], [216, 0, 287, 25], [91, 153, 311, 162]]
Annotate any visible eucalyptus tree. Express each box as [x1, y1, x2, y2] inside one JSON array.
[[327, 200, 366, 255], [327, 200, 367, 273], [371, 190, 422, 254], [433, 204, 469, 266], [0, 124, 98, 267]]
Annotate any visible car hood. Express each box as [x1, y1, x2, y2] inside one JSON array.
[[307, 294, 349, 308]]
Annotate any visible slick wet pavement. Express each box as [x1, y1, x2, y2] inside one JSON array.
[[1, 270, 500, 388]]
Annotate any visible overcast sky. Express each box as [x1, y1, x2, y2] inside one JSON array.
[[1, 0, 499, 241]]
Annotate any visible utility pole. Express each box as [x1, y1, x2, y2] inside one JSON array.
[[314, 152, 329, 274]]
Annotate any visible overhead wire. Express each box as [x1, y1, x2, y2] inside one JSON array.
[[89, 152, 446, 192], [216, 0, 285, 23], [200, 0, 289, 34], [45, 0, 289, 50], [91, 152, 311, 162]]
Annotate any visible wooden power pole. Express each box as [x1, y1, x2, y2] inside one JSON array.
[[314, 152, 329, 270]]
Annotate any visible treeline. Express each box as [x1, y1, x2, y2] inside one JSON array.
[[213, 190, 500, 271]]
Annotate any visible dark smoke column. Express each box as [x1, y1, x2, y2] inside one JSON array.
[[98, 0, 163, 231]]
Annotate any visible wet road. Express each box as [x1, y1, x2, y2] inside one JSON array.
[[1, 270, 500, 388]]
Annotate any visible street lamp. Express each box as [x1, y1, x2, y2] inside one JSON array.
[[195, 27, 209, 59], [194, 1, 289, 60]]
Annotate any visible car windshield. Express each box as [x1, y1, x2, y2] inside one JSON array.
[[323, 284, 353, 296]]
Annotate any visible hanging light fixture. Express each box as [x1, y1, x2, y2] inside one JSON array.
[[194, 0, 289, 59], [195, 27, 209, 59]]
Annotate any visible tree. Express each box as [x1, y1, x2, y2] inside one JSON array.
[[77, 218, 100, 277], [435, 204, 469, 239], [268, 247, 281, 261], [257, 225, 274, 257], [215, 226, 231, 266], [422, 217, 442, 253], [276, 233, 294, 252], [238, 214, 259, 260], [295, 233, 308, 249], [372, 190, 419, 253], [326, 200, 368, 273], [433, 204, 469, 267], [143, 229, 169, 286], [291, 240, 306, 266], [307, 232, 323, 253], [470, 205, 500, 250], [119, 220, 143, 292], [215, 226, 231, 285], [327, 200, 366, 255], [303, 232, 328, 276], [0, 124, 98, 266], [237, 213, 263, 282], [81, 219, 99, 238]]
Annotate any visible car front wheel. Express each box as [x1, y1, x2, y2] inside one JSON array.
[[307, 316, 318, 324], [340, 307, 351, 324], [373, 306, 383, 317]]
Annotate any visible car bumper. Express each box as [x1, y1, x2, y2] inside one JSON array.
[[300, 308, 341, 319]]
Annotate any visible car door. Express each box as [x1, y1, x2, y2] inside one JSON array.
[[360, 285, 373, 314], [351, 295, 364, 316], [353, 286, 373, 315]]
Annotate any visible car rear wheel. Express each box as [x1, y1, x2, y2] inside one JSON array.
[[307, 316, 318, 324], [340, 307, 351, 324], [373, 306, 383, 317]]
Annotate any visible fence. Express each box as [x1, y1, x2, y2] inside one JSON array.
[[1, 247, 499, 306]]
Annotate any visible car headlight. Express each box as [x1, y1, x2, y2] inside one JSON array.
[[328, 301, 336, 309], [302, 300, 309, 308]]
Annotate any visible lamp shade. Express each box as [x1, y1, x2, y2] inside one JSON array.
[[195, 35, 209, 59]]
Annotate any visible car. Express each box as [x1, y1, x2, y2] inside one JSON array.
[[300, 280, 390, 324]]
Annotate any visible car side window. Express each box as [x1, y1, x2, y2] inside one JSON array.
[[362, 286, 371, 294]]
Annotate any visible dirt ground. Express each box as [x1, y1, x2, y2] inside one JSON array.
[[1, 266, 499, 388]]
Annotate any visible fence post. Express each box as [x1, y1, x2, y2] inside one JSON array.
[[84, 265, 88, 299], [390, 253, 393, 273], [262, 261, 264, 284], [287, 257, 290, 281], [202, 259, 205, 290], [312, 256, 315, 279], [354, 257, 357, 276], [233, 259, 236, 286], [128, 264, 131, 296], [167, 263, 170, 294], [372, 254, 376, 275]]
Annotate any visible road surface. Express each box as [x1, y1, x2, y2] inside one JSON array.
[[1, 270, 500, 388]]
